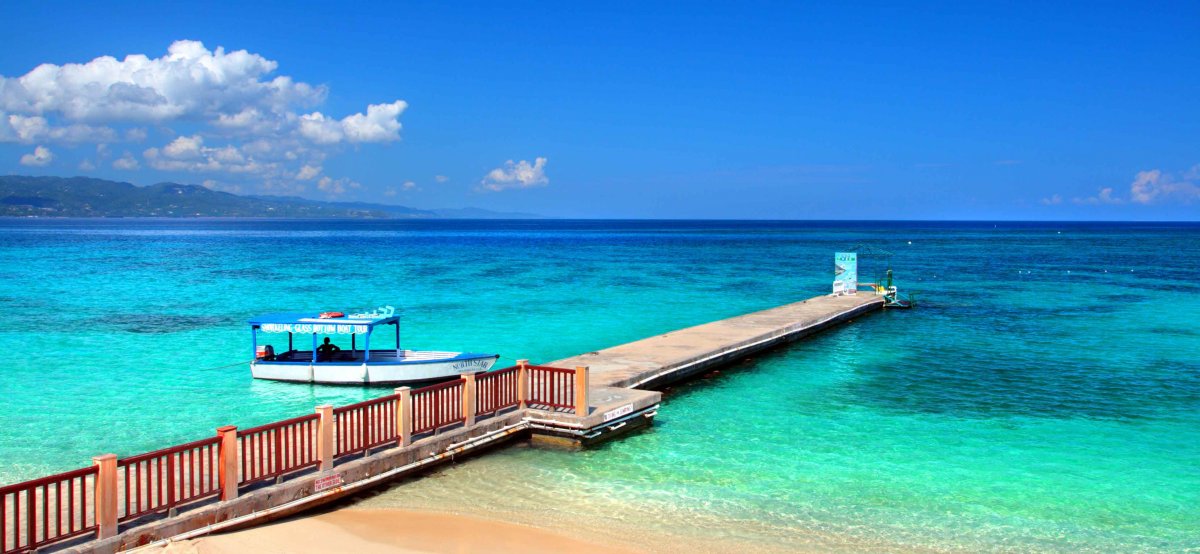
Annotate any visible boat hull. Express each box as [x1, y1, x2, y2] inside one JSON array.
[[250, 352, 499, 385]]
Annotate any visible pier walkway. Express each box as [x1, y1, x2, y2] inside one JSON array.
[[556, 293, 883, 389], [2, 291, 885, 554]]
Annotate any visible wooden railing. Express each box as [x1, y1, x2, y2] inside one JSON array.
[[0, 358, 588, 552], [237, 414, 321, 485], [476, 366, 520, 417], [411, 379, 465, 435], [116, 436, 221, 523], [526, 365, 577, 411], [0, 465, 96, 554], [333, 395, 398, 458]]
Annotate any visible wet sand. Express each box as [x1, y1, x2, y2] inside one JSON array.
[[151, 508, 646, 554]]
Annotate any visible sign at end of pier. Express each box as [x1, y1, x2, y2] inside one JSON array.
[[314, 473, 344, 492], [603, 403, 634, 422]]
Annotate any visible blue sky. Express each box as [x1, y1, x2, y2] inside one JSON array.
[[1, 1, 1197, 219]]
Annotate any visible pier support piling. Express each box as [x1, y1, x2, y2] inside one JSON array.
[[216, 425, 239, 501], [91, 453, 118, 540], [315, 405, 334, 471], [394, 387, 412, 447]]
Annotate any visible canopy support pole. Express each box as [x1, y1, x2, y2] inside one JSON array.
[[311, 334, 317, 363], [395, 323, 400, 357], [364, 332, 372, 362], [251, 326, 258, 359], [288, 332, 293, 352]]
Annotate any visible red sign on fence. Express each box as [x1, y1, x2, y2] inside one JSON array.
[[314, 473, 344, 492]]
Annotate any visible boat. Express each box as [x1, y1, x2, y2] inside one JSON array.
[[247, 306, 499, 385]]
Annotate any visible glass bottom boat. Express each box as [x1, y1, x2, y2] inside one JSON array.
[[247, 308, 498, 385]]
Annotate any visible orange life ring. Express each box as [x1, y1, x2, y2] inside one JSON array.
[[319, 311, 345, 319]]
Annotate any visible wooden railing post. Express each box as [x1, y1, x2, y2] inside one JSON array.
[[463, 373, 477, 426], [216, 426, 239, 501], [91, 453, 117, 539], [394, 387, 412, 447], [574, 365, 590, 416], [315, 405, 334, 472], [517, 359, 529, 409]]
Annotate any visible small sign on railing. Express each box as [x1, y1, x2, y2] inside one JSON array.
[[314, 473, 344, 492]]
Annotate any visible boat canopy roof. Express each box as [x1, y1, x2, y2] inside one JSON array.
[[249, 309, 399, 335]]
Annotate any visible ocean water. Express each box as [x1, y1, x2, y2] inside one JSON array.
[[0, 219, 1197, 552]]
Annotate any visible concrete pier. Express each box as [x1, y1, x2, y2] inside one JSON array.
[[49, 291, 884, 553], [556, 292, 884, 389]]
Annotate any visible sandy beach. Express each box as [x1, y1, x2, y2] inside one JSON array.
[[149, 508, 646, 554]]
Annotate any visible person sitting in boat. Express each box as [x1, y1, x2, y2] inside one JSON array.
[[316, 337, 341, 361]]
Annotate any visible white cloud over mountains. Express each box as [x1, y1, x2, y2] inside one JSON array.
[[480, 157, 549, 192], [0, 40, 407, 195], [113, 151, 139, 170], [19, 145, 53, 166]]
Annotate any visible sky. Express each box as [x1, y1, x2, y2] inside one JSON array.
[[1, 1, 1197, 219]]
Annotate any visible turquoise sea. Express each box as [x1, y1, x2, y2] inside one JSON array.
[[0, 219, 1197, 552]]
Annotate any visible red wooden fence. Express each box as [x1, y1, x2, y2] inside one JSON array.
[[333, 395, 397, 458], [0, 361, 585, 552], [117, 436, 221, 523], [526, 365, 576, 411], [476, 366, 520, 416], [0, 465, 96, 554], [411, 379, 465, 434], [237, 414, 321, 485]]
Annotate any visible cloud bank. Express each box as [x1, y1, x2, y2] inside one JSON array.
[[0, 40, 407, 195]]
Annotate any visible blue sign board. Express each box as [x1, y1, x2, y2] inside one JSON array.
[[834, 252, 858, 294]]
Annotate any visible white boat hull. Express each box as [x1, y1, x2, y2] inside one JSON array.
[[251, 350, 498, 385]]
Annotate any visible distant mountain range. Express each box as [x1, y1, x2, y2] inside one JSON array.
[[0, 175, 542, 219]]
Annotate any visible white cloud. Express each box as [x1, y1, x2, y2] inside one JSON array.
[[1073, 165, 1200, 206], [1073, 187, 1123, 205], [0, 40, 410, 195], [1128, 168, 1200, 204], [19, 145, 53, 166], [113, 151, 139, 170], [296, 164, 321, 180], [480, 157, 549, 192], [79, 159, 96, 171], [125, 127, 148, 142], [143, 135, 271, 174], [298, 100, 407, 144], [162, 135, 204, 159], [202, 179, 242, 194], [1, 114, 115, 144], [316, 175, 360, 196], [434, 174, 449, 183], [298, 112, 344, 144], [1040, 194, 1062, 206], [384, 180, 418, 196], [1186, 165, 1200, 181], [0, 40, 323, 123], [340, 101, 406, 143]]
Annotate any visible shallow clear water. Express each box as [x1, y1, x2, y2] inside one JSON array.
[[1, 219, 1197, 552]]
